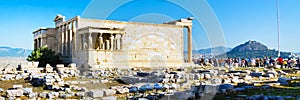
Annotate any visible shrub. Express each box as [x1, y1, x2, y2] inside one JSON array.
[[27, 46, 62, 67]]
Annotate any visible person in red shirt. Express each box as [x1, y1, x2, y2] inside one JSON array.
[[277, 57, 283, 68]]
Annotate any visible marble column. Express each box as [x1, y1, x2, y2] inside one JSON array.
[[114, 36, 117, 50], [61, 27, 63, 54], [110, 34, 114, 51], [58, 27, 61, 53], [187, 26, 192, 63], [38, 38, 41, 48], [66, 24, 69, 55], [69, 23, 73, 55], [98, 33, 104, 50], [36, 39, 38, 49], [40, 38, 42, 48], [34, 39, 37, 50], [82, 34, 87, 50], [42, 37, 46, 47], [36, 39, 39, 49], [39, 38, 41, 48], [62, 25, 66, 55], [40, 37, 43, 48], [120, 34, 123, 50], [106, 40, 110, 50], [116, 34, 121, 50], [72, 21, 76, 54], [88, 33, 93, 50]]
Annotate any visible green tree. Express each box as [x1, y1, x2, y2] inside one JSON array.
[[27, 46, 62, 67]]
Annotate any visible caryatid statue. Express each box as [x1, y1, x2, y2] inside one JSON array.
[[109, 34, 114, 50], [88, 33, 93, 49], [115, 34, 121, 50], [83, 34, 88, 50], [98, 33, 104, 50]]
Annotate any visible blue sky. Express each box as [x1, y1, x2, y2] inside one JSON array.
[[0, 0, 299, 52]]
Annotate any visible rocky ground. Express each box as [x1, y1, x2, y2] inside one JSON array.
[[0, 64, 300, 100]]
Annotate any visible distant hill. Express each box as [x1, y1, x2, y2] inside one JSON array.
[[230, 40, 268, 52], [218, 40, 291, 58], [0, 46, 32, 58], [184, 46, 232, 55]]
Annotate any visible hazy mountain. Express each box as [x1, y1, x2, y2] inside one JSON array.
[[185, 46, 232, 55], [0, 46, 32, 58], [218, 40, 291, 58], [230, 40, 268, 52]]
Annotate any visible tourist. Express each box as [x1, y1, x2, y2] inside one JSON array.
[[283, 60, 287, 68], [208, 58, 213, 66], [245, 58, 249, 67], [220, 58, 225, 67], [296, 59, 300, 68], [241, 58, 246, 68], [269, 56, 275, 67], [277, 57, 283, 68], [287, 58, 292, 68], [230, 59, 234, 68], [238, 58, 241, 67], [265, 56, 270, 67], [255, 58, 260, 67], [234, 58, 239, 67], [213, 58, 219, 67], [200, 58, 205, 66], [205, 58, 209, 66], [251, 58, 256, 67]]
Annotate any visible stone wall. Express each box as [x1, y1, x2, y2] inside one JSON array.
[[33, 16, 186, 68], [73, 18, 184, 68], [45, 29, 58, 52]]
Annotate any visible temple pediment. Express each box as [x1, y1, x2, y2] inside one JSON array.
[[53, 14, 65, 22]]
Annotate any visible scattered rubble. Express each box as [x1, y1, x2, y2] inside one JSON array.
[[0, 61, 300, 99]]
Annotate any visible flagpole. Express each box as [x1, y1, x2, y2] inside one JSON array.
[[276, 0, 280, 57]]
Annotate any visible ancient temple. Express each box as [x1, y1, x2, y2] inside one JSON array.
[[32, 14, 193, 68]]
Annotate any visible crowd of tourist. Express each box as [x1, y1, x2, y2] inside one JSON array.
[[194, 56, 300, 68]]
